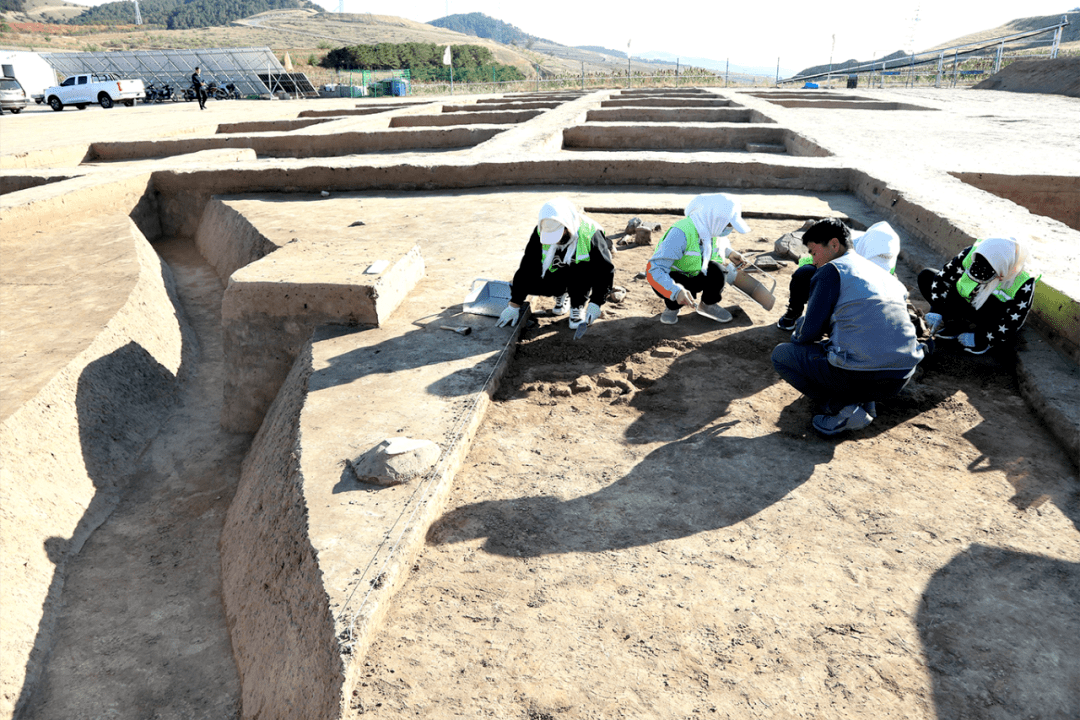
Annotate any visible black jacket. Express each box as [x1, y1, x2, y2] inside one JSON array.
[[510, 226, 614, 306]]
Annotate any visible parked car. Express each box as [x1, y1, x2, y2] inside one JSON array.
[[42, 72, 145, 111], [0, 76, 29, 114]]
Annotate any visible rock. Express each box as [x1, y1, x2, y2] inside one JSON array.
[[634, 271, 647, 280], [752, 255, 781, 270], [634, 227, 653, 246], [598, 388, 616, 398], [349, 220, 366, 227], [624, 367, 635, 382], [624, 217, 642, 235], [608, 286, 627, 302], [570, 377, 594, 394], [774, 232, 805, 261], [550, 386, 573, 397], [652, 347, 678, 358], [349, 437, 441, 486]]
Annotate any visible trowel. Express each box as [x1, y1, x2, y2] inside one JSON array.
[[573, 322, 589, 340]]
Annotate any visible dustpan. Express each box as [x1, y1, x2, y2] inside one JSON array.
[[462, 278, 513, 317]]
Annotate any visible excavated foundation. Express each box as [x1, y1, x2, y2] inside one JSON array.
[[3, 86, 1078, 720]]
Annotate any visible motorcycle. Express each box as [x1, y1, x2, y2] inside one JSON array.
[[142, 82, 157, 104], [156, 83, 176, 102]]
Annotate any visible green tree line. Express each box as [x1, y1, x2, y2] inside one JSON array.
[[65, 0, 318, 29], [427, 12, 541, 46], [321, 42, 525, 82]]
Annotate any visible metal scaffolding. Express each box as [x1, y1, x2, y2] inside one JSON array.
[[39, 47, 316, 98]]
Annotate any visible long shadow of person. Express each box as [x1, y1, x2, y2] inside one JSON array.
[[917, 543, 1080, 719], [427, 407, 835, 557], [912, 341, 1080, 719]]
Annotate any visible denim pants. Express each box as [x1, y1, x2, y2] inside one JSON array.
[[771, 341, 913, 414]]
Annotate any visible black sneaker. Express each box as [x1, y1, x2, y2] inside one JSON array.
[[776, 313, 799, 331]]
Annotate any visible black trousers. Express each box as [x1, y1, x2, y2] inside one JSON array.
[[784, 263, 817, 317], [516, 267, 594, 307], [652, 261, 727, 310]]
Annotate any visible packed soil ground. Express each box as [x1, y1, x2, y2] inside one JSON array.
[[350, 216, 1080, 719]]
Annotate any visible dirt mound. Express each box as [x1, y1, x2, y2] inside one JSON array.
[[974, 57, 1080, 98]]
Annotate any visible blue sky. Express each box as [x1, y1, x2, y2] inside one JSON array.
[[69, 1, 1076, 71]]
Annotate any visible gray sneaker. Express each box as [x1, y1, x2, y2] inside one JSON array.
[[696, 302, 733, 323], [660, 308, 680, 325], [812, 403, 874, 436]]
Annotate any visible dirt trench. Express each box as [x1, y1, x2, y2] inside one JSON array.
[[21, 238, 248, 719]]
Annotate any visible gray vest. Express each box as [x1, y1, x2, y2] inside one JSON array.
[[827, 252, 923, 372]]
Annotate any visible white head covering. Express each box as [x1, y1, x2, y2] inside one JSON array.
[[537, 199, 582, 278], [852, 221, 901, 274], [971, 236, 1030, 310], [684, 193, 751, 275]]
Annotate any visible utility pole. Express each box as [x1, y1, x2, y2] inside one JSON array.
[[828, 34, 835, 87], [626, 39, 631, 89]]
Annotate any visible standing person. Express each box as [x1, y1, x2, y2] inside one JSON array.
[[777, 220, 901, 330], [646, 193, 751, 325], [497, 198, 614, 331], [191, 66, 207, 110], [771, 218, 924, 435], [916, 236, 1038, 355]]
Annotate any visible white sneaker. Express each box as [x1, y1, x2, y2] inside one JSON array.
[[568, 306, 585, 329], [660, 308, 679, 325], [696, 302, 733, 323], [552, 293, 569, 316], [812, 403, 874, 436]]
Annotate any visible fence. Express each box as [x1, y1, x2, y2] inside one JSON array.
[[783, 15, 1072, 90]]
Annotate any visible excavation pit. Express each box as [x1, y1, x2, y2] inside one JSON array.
[[586, 107, 774, 123], [951, 172, 1080, 232], [562, 124, 830, 155]]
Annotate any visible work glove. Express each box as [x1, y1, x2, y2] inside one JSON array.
[[496, 305, 520, 328], [585, 302, 602, 325], [673, 286, 695, 307], [727, 250, 747, 269], [721, 262, 738, 285]]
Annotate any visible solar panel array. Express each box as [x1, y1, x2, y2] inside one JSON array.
[[40, 47, 315, 98]]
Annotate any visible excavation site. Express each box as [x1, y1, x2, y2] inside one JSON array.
[[2, 82, 1078, 720]]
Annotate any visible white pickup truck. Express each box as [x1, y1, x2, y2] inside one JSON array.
[[43, 72, 145, 111]]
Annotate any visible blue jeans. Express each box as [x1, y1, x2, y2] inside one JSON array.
[[771, 342, 914, 414]]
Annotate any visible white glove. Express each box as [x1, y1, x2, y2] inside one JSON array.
[[585, 302, 602, 325], [673, 287, 695, 307], [496, 305, 520, 327], [957, 332, 976, 348], [721, 262, 738, 285]]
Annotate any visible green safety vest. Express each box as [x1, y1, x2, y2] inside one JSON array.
[[541, 219, 597, 274], [654, 217, 725, 276], [956, 241, 1038, 304]]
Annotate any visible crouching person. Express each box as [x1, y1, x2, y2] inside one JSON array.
[[916, 236, 1038, 355], [497, 198, 614, 329], [646, 192, 751, 325], [771, 219, 924, 436]]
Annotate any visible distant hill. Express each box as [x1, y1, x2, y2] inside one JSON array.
[[428, 12, 545, 47], [64, 0, 321, 29], [795, 11, 1080, 78], [635, 50, 790, 79]]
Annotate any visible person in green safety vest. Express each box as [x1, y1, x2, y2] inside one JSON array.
[[497, 198, 614, 331], [645, 193, 751, 325], [916, 236, 1038, 355], [777, 220, 901, 331]]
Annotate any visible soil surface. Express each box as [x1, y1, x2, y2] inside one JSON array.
[[349, 217, 1080, 719]]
